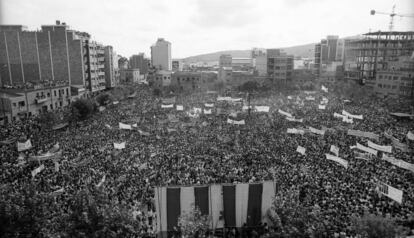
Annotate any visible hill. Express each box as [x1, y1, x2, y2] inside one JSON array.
[[181, 43, 316, 64]]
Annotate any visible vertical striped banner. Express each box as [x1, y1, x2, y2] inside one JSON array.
[[261, 181, 276, 223], [166, 187, 181, 231], [222, 185, 236, 227], [247, 183, 263, 226], [180, 187, 195, 216], [155, 187, 167, 237], [195, 186, 209, 215], [235, 183, 249, 227], [209, 184, 224, 229]]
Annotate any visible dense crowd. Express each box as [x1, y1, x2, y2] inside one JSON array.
[[1, 84, 414, 237]]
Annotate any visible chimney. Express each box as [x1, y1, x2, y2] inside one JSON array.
[[56, 20, 60, 25]]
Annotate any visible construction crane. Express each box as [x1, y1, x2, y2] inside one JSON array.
[[370, 5, 414, 31]]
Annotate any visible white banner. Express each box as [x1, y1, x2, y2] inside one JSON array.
[[17, 139, 32, 152], [321, 85, 328, 93], [330, 145, 339, 156], [286, 117, 303, 123], [204, 109, 212, 114], [138, 130, 150, 136], [334, 112, 347, 119], [105, 124, 112, 129], [119, 122, 132, 130], [255, 106, 270, 113], [309, 127, 325, 135], [356, 143, 378, 156], [176, 105, 184, 111], [205, 103, 214, 108], [113, 101, 119, 105], [161, 104, 174, 109], [287, 128, 305, 135], [28, 150, 62, 162], [31, 164, 45, 177], [393, 140, 409, 152], [227, 118, 245, 125], [407, 131, 414, 141], [97, 175, 106, 188], [305, 96, 315, 101], [278, 109, 292, 118], [296, 146, 306, 155], [114, 142, 126, 150], [318, 105, 326, 110], [342, 116, 353, 124], [98, 106, 106, 112], [287, 96, 293, 100], [382, 154, 414, 173], [325, 154, 348, 168], [378, 182, 403, 204], [342, 110, 363, 120], [354, 151, 372, 160], [217, 96, 232, 101], [368, 141, 392, 153], [348, 129, 379, 141]]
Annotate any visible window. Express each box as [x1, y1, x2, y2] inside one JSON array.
[[47, 92, 50, 97], [393, 76, 398, 80], [392, 85, 396, 89], [59, 101, 62, 107], [54, 90, 57, 96], [379, 75, 383, 79], [18, 101, 25, 107], [50, 104, 53, 110], [66, 88, 69, 95], [12, 103, 17, 107]]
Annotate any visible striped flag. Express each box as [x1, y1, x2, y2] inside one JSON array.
[[154, 181, 276, 236]]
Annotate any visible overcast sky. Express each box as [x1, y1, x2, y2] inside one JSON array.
[[1, 0, 413, 58]]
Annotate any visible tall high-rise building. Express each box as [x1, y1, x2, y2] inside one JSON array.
[[0, 21, 106, 95], [104, 46, 120, 88], [150, 38, 171, 71], [314, 35, 342, 77], [129, 53, 149, 74]]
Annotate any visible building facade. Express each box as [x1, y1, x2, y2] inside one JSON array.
[[120, 69, 140, 84], [347, 31, 414, 89], [267, 49, 294, 87], [0, 85, 71, 123], [129, 53, 149, 74], [172, 60, 183, 72], [219, 54, 232, 68], [151, 38, 172, 71], [104, 46, 120, 89]]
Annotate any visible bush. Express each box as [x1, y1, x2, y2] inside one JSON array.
[[71, 99, 95, 120], [239, 81, 260, 92], [95, 93, 111, 106]]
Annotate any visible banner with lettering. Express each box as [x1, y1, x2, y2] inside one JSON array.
[[309, 127, 325, 135], [325, 154, 348, 168], [17, 140, 32, 152], [287, 128, 305, 135], [342, 110, 363, 120], [368, 141, 392, 153], [330, 145, 339, 156], [278, 109, 293, 118], [348, 129, 379, 141], [377, 182, 403, 204]]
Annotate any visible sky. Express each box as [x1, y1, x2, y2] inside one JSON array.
[[1, 0, 413, 59]]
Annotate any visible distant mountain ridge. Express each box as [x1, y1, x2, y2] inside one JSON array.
[[181, 43, 316, 64]]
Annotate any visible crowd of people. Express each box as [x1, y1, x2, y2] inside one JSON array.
[[1, 83, 414, 237]]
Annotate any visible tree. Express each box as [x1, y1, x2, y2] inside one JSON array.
[[177, 204, 211, 238], [153, 88, 162, 97], [95, 93, 111, 106], [239, 81, 259, 92], [71, 99, 95, 121], [37, 111, 57, 129], [265, 188, 326, 237], [351, 213, 408, 238]]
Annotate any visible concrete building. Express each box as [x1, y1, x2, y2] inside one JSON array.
[[129, 53, 149, 74], [148, 70, 172, 89], [219, 54, 232, 68], [86, 41, 106, 94], [172, 60, 183, 72], [0, 85, 71, 123], [0, 21, 109, 98], [373, 56, 414, 99], [267, 49, 294, 87], [314, 35, 341, 77], [151, 38, 171, 70], [347, 31, 414, 89], [104, 46, 119, 89], [120, 68, 140, 84], [251, 48, 267, 76]]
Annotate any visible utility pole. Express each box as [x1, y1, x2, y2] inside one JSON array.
[[247, 92, 251, 116]]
